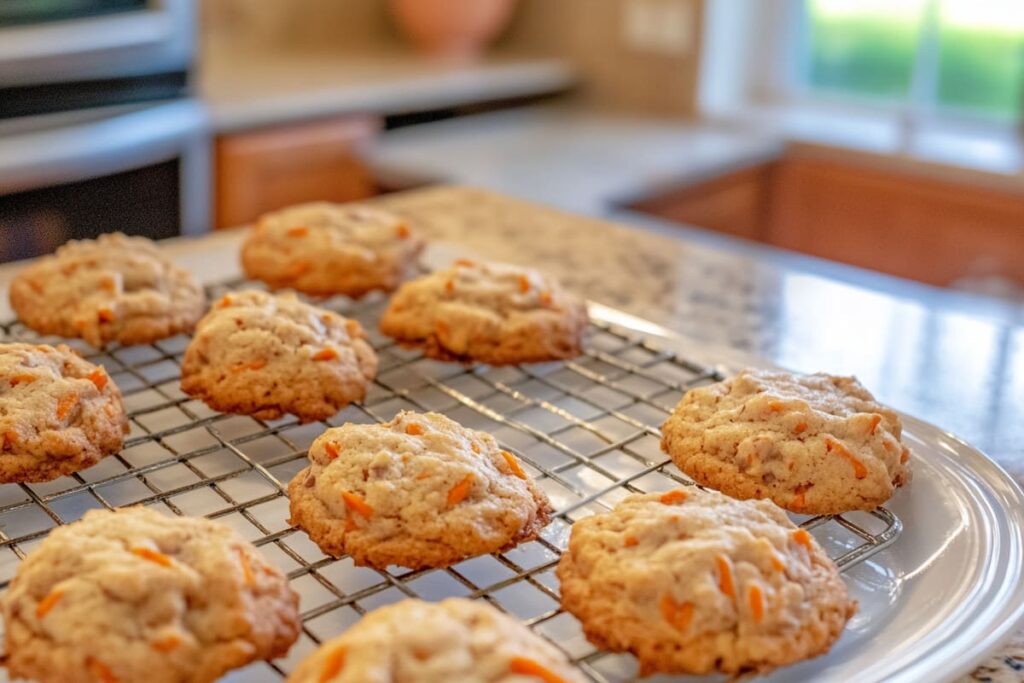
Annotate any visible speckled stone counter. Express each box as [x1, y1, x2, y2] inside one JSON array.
[[372, 185, 1024, 682]]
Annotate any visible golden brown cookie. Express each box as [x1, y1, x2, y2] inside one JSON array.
[[288, 411, 552, 569], [0, 343, 128, 482], [379, 259, 588, 365], [241, 202, 424, 297], [287, 598, 585, 683], [661, 369, 911, 514], [180, 290, 378, 422], [557, 488, 856, 677], [9, 233, 205, 347], [1, 507, 300, 683]]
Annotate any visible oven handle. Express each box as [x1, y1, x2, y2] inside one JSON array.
[[0, 99, 209, 195]]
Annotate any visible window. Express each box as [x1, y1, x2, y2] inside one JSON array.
[[802, 0, 1023, 121]]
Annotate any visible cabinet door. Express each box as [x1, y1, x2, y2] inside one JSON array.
[[214, 115, 380, 229]]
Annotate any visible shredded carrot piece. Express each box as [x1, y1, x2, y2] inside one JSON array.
[[770, 553, 786, 572], [793, 422, 807, 434], [538, 290, 553, 306], [470, 442, 481, 454], [396, 223, 411, 239], [415, 471, 432, 480], [518, 274, 531, 293], [3, 431, 17, 450], [405, 423, 424, 436], [99, 276, 117, 292], [313, 348, 338, 361], [324, 442, 340, 460], [500, 451, 527, 479], [791, 483, 811, 512], [447, 474, 473, 506], [9, 374, 36, 386], [342, 492, 374, 518], [624, 536, 639, 547], [131, 547, 173, 568], [232, 360, 267, 372], [237, 549, 255, 586], [826, 438, 868, 479], [97, 307, 115, 323], [88, 368, 108, 391], [716, 555, 735, 599], [287, 260, 312, 278], [35, 589, 63, 619], [86, 657, 119, 683], [217, 295, 233, 308], [659, 594, 694, 632], [455, 258, 474, 267], [792, 528, 813, 549], [151, 635, 182, 652], [748, 584, 765, 623], [508, 656, 569, 683], [768, 401, 784, 412], [287, 226, 309, 237], [319, 646, 347, 682], [56, 394, 79, 421], [659, 489, 688, 505], [900, 447, 910, 464], [868, 414, 882, 435], [344, 319, 362, 338], [445, 279, 455, 294]]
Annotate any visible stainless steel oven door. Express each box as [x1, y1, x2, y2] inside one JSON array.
[[0, 0, 194, 86], [0, 98, 210, 259]]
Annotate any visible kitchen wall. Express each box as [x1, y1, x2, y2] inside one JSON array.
[[200, 0, 704, 117]]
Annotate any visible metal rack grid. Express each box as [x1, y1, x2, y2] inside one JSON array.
[[0, 281, 902, 682]]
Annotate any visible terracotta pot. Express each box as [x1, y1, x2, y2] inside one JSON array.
[[388, 0, 518, 60]]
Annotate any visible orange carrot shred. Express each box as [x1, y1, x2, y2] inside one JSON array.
[[660, 489, 688, 505], [342, 492, 374, 518], [793, 422, 807, 434], [324, 442, 340, 460], [508, 656, 569, 683], [868, 414, 882, 435], [131, 547, 173, 568], [768, 401, 784, 412], [344, 319, 362, 338], [826, 438, 868, 479], [445, 279, 455, 294], [405, 423, 424, 436], [716, 555, 735, 599], [319, 646, 347, 682], [518, 274, 530, 293], [232, 360, 267, 372], [88, 368, 108, 391], [792, 528, 813, 549], [56, 394, 79, 420], [287, 260, 312, 278], [791, 483, 811, 512], [500, 451, 527, 479], [36, 589, 63, 619], [313, 348, 338, 361], [748, 584, 765, 623], [151, 635, 182, 652], [455, 258, 474, 267], [396, 223, 411, 239], [770, 553, 786, 572], [3, 430, 17, 450], [287, 226, 309, 237], [471, 442, 481, 454], [447, 474, 473, 507], [624, 536, 639, 547], [900, 447, 910, 464], [659, 594, 694, 632], [9, 374, 36, 386], [97, 307, 115, 323], [538, 290, 553, 306], [217, 294, 233, 308], [86, 657, 119, 683]]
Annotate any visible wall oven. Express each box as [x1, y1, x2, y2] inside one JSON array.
[[0, 0, 209, 263]]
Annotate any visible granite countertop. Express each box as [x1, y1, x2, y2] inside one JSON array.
[[0, 185, 1019, 680], [199, 44, 577, 132]]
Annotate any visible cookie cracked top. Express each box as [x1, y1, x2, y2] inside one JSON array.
[[1, 507, 300, 683], [0, 343, 128, 482], [287, 598, 585, 683], [287, 411, 552, 569], [9, 232, 206, 347], [661, 370, 911, 514], [180, 289, 378, 422], [556, 488, 856, 677], [379, 259, 588, 365], [241, 202, 425, 297]]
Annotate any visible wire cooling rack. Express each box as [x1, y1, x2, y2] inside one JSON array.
[[0, 280, 901, 682]]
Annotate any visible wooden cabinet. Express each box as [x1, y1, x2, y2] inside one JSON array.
[[632, 155, 1024, 288], [214, 115, 380, 229]]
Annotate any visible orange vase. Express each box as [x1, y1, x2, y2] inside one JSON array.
[[389, 0, 518, 60]]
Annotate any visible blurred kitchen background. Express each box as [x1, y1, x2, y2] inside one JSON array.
[[0, 0, 1021, 295]]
